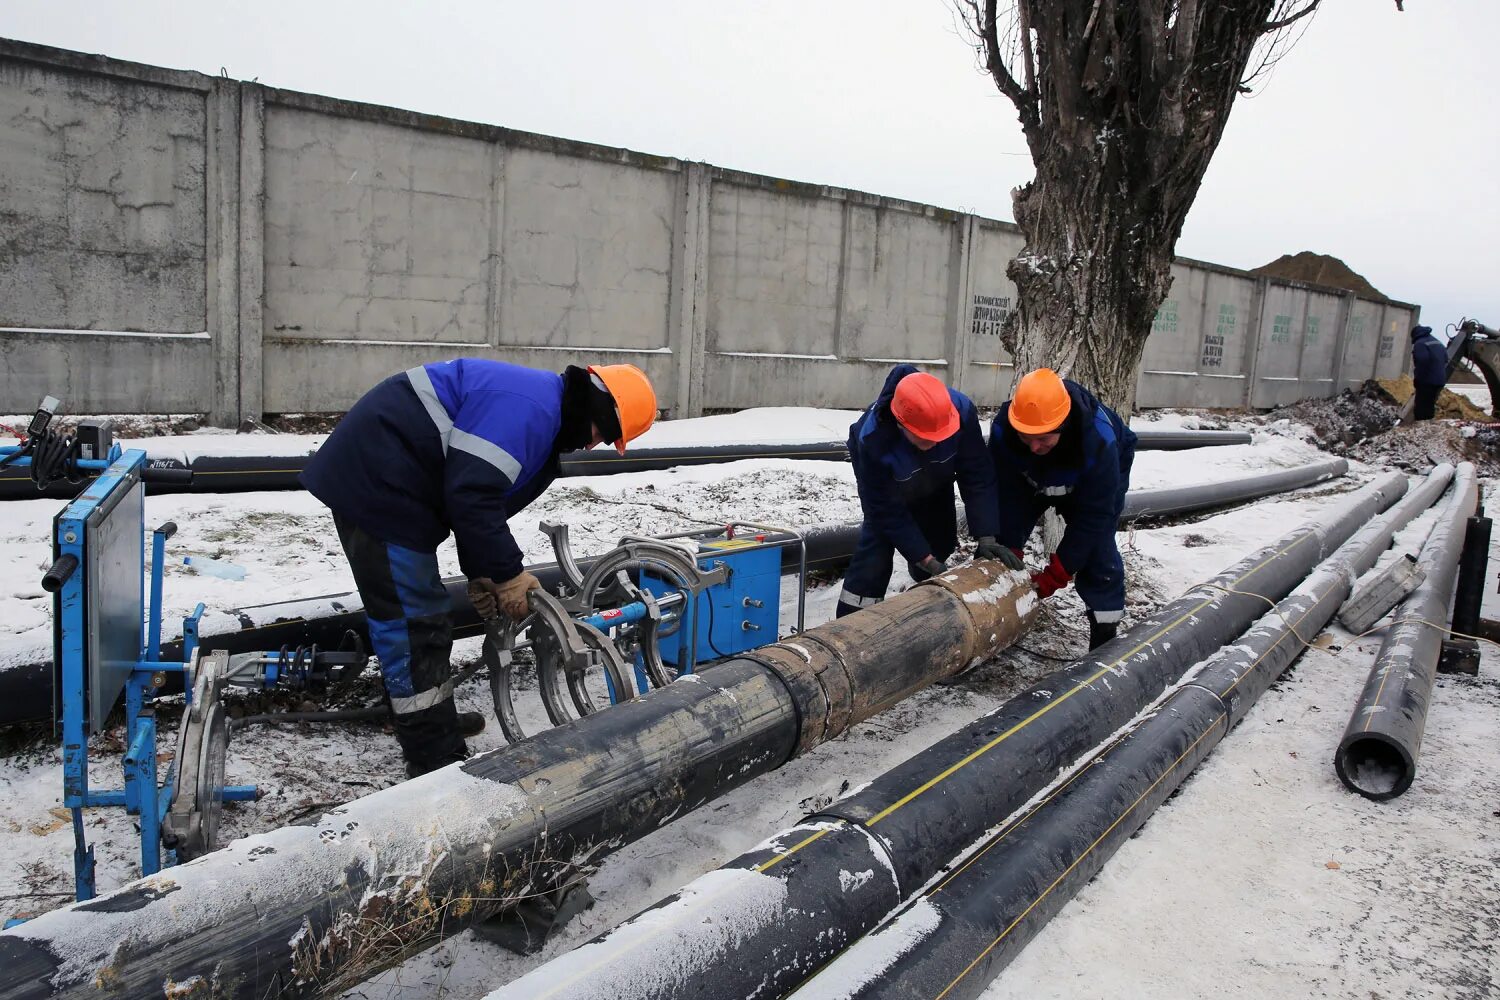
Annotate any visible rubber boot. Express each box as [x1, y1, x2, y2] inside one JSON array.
[[1087, 612, 1119, 651]]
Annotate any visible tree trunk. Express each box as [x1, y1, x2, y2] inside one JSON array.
[[1003, 158, 1177, 417], [981, 0, 1291, 417]]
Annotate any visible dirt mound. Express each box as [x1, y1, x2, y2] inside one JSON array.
[[1348, 421, 1500, 474], [1368, 374, 1493, 422], [1269, 383, 1401, 448], [1251, 251, 1387, 300]]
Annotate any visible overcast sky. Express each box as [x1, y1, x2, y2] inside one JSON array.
[[5, 0, 1495, 334]]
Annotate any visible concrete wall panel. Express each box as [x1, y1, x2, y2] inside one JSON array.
[[1339, 299, 1384, 390], [0, 59, 206, 333], [1374, 306, 1415, 380], [1297, 290, 1343, 396], [501, 149, 676, 351], [961, 221, 1024, 400], [706, 182, 843, 358], [838, 205, 953, 362], [263, 105, 492, 344]]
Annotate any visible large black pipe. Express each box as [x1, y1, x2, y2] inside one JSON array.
[[0, 561, 1037, 999], [0, 522, 865, 728], [0, 431, 1252, 500], [1335, 463, 1479, 800], [795, 465, 1458, 1000], [488, 471, 1409, 1000], [0, 460, 1347, 729]]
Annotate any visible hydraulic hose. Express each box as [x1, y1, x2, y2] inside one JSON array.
[[1335, 463, 1479, 800], [0, 561, 1038, 1000], [788, 465, 1456, 1000], [486, 471, 1410, 1000]]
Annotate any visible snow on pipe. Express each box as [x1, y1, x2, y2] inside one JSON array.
[[1120, 458, 1348, 521], [486, 471, 1407, 1000], [0, 459, 1345, 728], [1335, 462, 1479, 801], [794, 471, 1453, 1000], [0, 431, 1250, 500], [0, 560, 1038, 1000]]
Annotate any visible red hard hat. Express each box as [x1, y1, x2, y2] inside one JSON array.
[[891, 372, 960, 442]]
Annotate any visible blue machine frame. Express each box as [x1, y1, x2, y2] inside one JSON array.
[[3, 445, 260, 901]]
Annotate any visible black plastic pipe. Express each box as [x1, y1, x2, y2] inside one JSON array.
[[796, 465, 1457, 1000], [0, 562, 1036, 1000], [1120, 458, 1347, 520], [0, 460, 1346, 729], [1335, 463, 1479, 800], [1450, 513, 1491, 639], [487, 471, 1408, 1000], [0, 431, 1253, 500]]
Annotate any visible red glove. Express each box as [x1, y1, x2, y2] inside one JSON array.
[[1031, 554, 1073, 599]]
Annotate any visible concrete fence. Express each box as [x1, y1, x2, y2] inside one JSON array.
[[0, 37, 1418, 424]]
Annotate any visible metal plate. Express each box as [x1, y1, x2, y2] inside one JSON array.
[[85, 465, 143, 733]]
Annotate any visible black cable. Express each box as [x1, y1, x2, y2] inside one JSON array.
[[1012, 643, 1078, 663]]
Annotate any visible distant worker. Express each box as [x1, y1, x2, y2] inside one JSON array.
[[302, 359, 657, 776], [990, 369, 1138, 650], [837, 364, 1019, 618], [1410, 324, 1447, 421]]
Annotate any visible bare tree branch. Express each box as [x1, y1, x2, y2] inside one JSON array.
[[1264, 0, 1321, 34], [974, 0, 1038, 128]]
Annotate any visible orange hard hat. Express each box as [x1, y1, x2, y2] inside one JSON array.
[[1008, 368, 1072, 434], [588, 364, 657, 455], [891, 371, 960, 442]]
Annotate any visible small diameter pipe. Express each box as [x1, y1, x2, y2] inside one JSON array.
[[1335, 463, 1479, 800], [784, 465, 1456, 1000], [485, 471, 1407, 1000], [0, 561, 1037, 1000], [0, 460, 1347, 729], [0, 431, 1255, 501]]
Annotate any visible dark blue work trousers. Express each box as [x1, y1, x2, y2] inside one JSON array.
[[334, 515, 467, 775], [836, 488, 957, 617]]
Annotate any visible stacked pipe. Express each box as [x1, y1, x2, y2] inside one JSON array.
[[1335, 463, 1479, 800], [796, 464, 1462, 1000], [0, 560, 1037, 1000], [0, 460, 1348, 729], [488, 470, 1407, 1000]]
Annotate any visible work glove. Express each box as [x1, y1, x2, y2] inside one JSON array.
[[976, 536, 1025, 571], [496, 570, 542, 621], [1031, 553, 1073, 599], [467, 577, 500, 619], [915, 554, 948, 579]]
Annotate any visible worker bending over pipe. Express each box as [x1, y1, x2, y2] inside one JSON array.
[[837, 365, 1016, 617], [301, 359, 658, 776], [991, 368, 1138, 649]]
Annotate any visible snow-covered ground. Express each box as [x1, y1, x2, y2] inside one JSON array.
[[0, 408, 1495, 999]]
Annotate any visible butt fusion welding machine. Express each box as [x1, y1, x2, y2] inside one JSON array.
[[4, 397, 366, 903], [5, 396, 802, 901]]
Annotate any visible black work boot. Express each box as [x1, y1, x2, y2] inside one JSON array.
[[1087, 612, 1119, 651], [395, 696, 472, 778]]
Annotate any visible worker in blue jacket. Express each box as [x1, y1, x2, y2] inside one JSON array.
[[990, 369, 1138, 650], [302, 359, 657, 776], [1410, 325, 1447, 421], [837, 365, 1018, 618]]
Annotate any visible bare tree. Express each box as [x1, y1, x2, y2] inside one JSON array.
[[956, 1, 1330, 412]]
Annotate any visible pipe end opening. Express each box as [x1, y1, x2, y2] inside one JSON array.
[[1336, 735, 1414, 801]]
